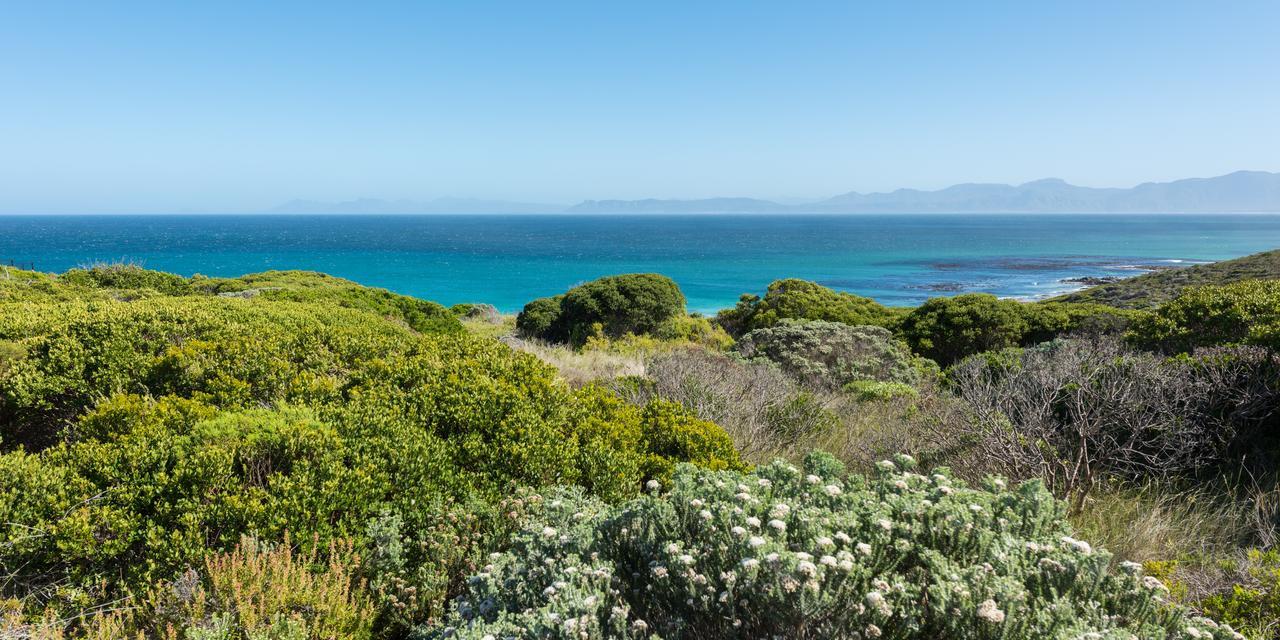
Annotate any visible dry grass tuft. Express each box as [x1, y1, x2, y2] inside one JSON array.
[[502, 336, 646, 387]]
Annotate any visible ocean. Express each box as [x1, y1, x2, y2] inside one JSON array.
[[2, 213, 1278, 313]]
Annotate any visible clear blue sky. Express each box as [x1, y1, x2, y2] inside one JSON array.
[[2, 1, 1278, 212]]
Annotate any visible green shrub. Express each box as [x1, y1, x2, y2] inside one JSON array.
[[0, 284, 744, 630], [637, 399, 746, 483], [0, 297, 415, 450], [1023, 302, 1143, 344], [717, 279, 904, 336], [1197, 549, 1280, 639], [1129, 280, 1280, 354], [898, 294, 1029, 366], [424, 454, 1240, 639], [736, 320, 927, 389], [515, 295, 564, 340], [516, 274, 687, 346], [199, 270, 462, 334], [0, 267, 67, 304], [648, 314, 735, 351]]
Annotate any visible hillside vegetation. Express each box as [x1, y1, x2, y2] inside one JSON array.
[[4, 263, 1280, 639], [1052, 248, 1280, 308]]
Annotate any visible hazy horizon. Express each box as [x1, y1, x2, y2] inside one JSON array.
[[3, 2, 1279, 213]]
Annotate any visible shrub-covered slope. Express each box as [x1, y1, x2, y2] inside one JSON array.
[[0, 266, 744, 637], [1052, 249, 1280, 308]]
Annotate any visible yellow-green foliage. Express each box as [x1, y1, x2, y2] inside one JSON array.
[[0, 296, 416, 449], [582, 314, 734, 355], [1052, 248, 1280, 309], [148, 535, 376, 640], [9, 535, 376, 640], [197, 270, 462, 334], [1199, 550, 1280, 639], [0, 269, 742, 632], [1148, 550, 1280, 640], [1130, 280, 1280, 354], [0, 264, 461, 334]]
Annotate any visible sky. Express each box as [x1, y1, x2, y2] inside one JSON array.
[[1, 1, 1278, 213]]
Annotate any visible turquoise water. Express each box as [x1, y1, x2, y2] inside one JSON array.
[[1, 214, 1278, 312]]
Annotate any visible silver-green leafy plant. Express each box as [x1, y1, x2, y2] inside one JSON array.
[[422, 452, 1243, 639]]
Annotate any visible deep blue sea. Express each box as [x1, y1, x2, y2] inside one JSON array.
[[2, 214, 1279, 313]]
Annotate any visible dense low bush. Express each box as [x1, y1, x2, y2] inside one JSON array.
[[1, 353, 741, 624], [1024, 301, 1141, 344], [426, 454, 1241, 639], [900, 294, 1139, 366], [1130, 280, 1280, 354], [898, 294, 1029, 367], [517, 274, 687, 346], [198, 270, 462, 334], [736, 320, 932, 389], [0, 296, 416, 450], [716, 279, 905, 337], [717, 281, 1134, 367]]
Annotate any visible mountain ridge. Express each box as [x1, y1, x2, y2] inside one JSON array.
[[274, 170, 1280, 214], [570, 170, 1280, 213]]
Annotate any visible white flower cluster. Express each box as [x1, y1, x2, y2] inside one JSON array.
[[429, 453, 1242, 640]]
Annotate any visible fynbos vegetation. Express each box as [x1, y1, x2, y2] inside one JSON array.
[[5, 257, 1280, 638]]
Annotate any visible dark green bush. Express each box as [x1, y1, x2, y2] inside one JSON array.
[[899, 294, 1030, 366], [896, 296, 1135, 367], [1023, 302, 1143, 344], [514, 295, 564, 339], [717, 279, 904, 336], [516, 274, 686, 345]]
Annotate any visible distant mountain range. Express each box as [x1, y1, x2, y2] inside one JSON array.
[[276, 171, 1280, 214], [570, 171, 1280, 213]]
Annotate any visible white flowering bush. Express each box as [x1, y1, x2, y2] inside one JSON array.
[[419, 453, 1243, 639]]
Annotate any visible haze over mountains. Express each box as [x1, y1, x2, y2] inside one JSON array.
[[275, 170, 1280, 214]]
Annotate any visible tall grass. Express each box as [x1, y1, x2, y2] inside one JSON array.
[[502, 336, 646, 387], [1070, 484, 1259, 564]]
